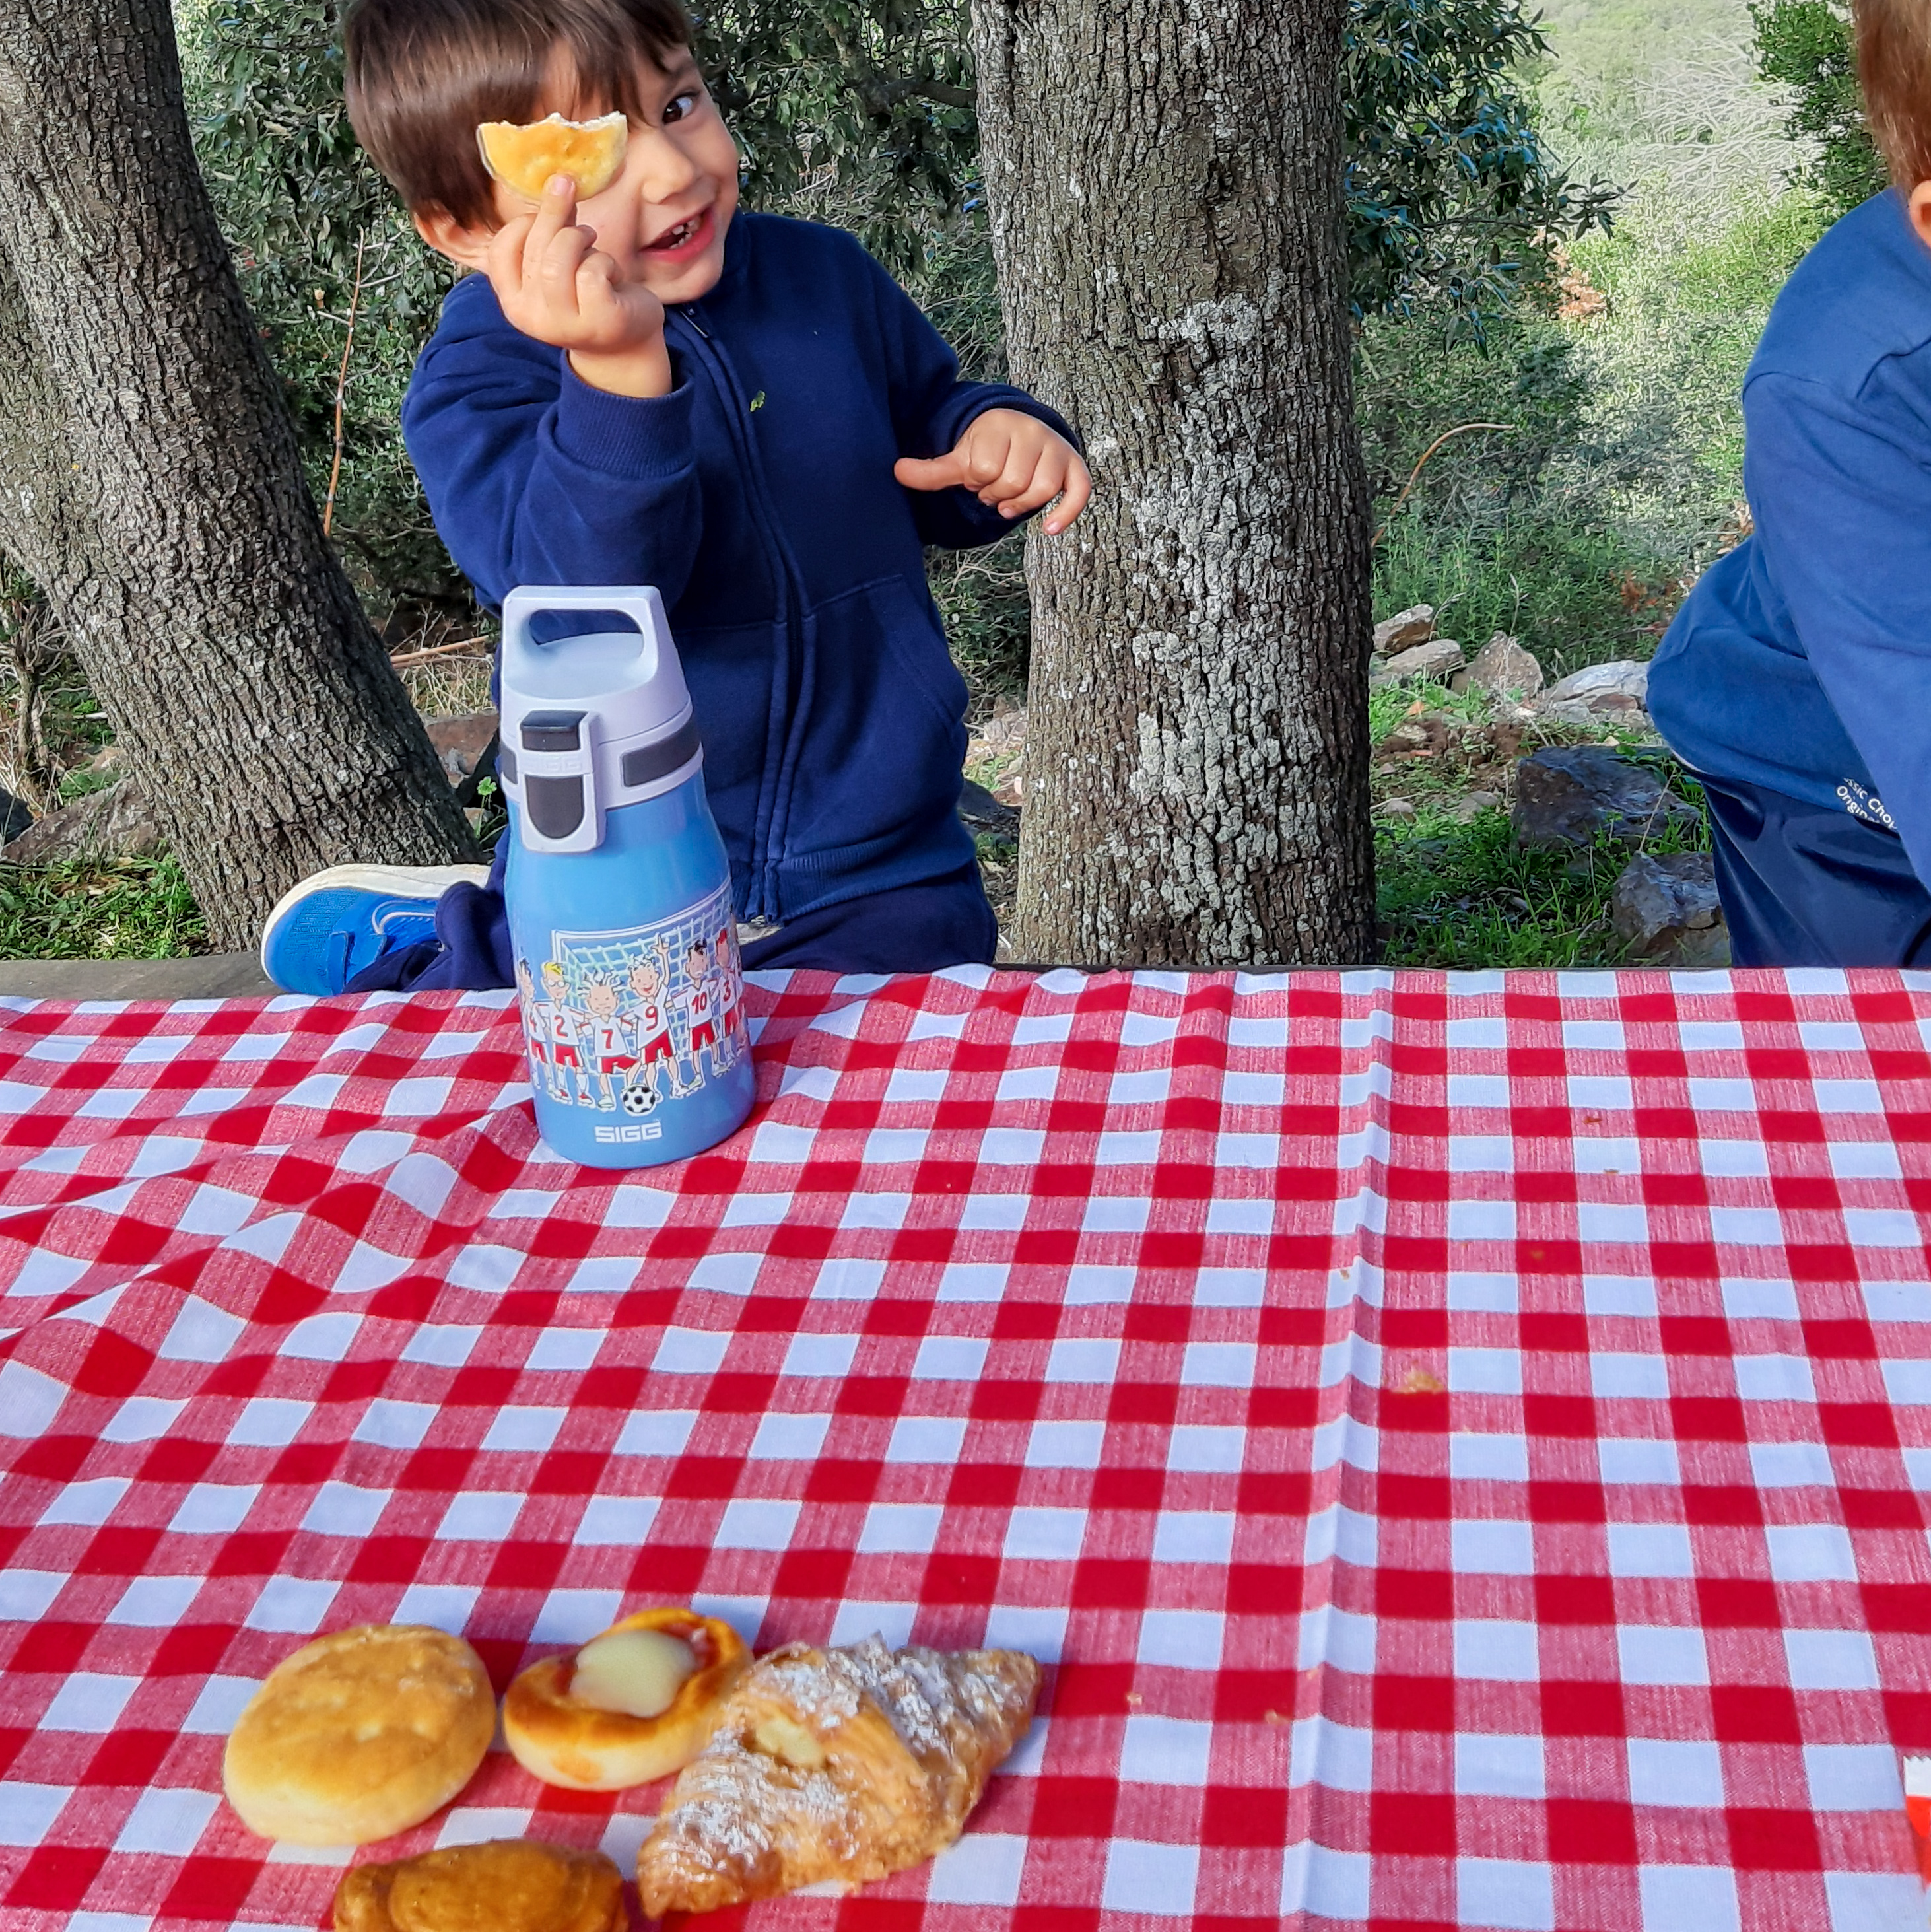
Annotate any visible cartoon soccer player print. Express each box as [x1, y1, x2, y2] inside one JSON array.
[[541, 960, 593, 1105], [625, 940, 692, 1111], [716, 924, 746, 1058], [582, 977, 641, 1112], [677, 935, 730, 1084], [515, 957, 564, 1101]]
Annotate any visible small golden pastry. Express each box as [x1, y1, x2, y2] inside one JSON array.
[[476, 112, 628, 201], [502, 1606, 749, 1791], [636, 1634, 1040, 1915], [332, 1838, 624, 1932], [223, 1624, 494, 1846]]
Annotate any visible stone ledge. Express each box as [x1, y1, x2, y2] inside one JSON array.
[[0, 954, 277, 1001]]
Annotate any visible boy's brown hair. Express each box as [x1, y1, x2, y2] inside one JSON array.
[[344, 0, 694, 228], [1858, 0, 1931, 189]]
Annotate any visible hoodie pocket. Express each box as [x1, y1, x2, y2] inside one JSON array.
[[782, 574, 968, 864]]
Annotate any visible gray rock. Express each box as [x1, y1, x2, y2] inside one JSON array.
[[1374, 796, 1417, 821], [3, 775, 162, 864], [424, 710, 498, 785], [1611, 851, 1730, 966], [1452, 632, 1544, 703], [1511, 747, 1699, 851], [1372, 637, 1465, 685], [1538, 660, 1649, 711], [959, 778, 1019, 836], [1454, 790, 1503, 821], [1372, 604, 1435, 656]]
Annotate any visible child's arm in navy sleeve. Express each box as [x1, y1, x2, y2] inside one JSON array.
[[401, 288, 704, 611], [860, 249, 1082, 549], [1745, 360, 1931, 881]]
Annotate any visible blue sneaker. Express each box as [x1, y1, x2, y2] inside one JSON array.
[[260, 864, 491, 994]]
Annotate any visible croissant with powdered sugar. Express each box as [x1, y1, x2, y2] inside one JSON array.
[[635, 1634, 1040, 1914]]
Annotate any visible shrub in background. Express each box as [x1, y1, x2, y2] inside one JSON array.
[[1752, 0, 1887, 217]]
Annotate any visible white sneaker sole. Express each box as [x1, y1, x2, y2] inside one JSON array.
[[259, 862, 493, 977]]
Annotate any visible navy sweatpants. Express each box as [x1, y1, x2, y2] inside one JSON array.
[[1700, 772, 1931, 967], [347, 835, 999, 991]]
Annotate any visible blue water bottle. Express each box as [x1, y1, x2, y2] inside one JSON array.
[[497, 586, 755, 1169]]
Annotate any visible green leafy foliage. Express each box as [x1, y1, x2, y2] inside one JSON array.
[[1345, 0, 1619, 339], [1752, 0, 1887, 215]]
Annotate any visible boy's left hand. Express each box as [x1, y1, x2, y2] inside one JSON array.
[[895, 409, 1091, 535]]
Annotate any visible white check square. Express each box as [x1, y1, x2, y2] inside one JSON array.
[[1805, 1742, 1901, 1810], [888, 1416, 968, 1465], [574, 1496, 659, 1544], [41, 1673, 140, 1733], [1458, 1858, 1555, 1932], [1766, 1523, 1858, 1583], [302, 1482, 390, 1538], [112, 1785, 219, 1855], [1592, 1354, 1670, 1400], [1734, 1354, 1815, 1402], [926, 1832, 1028, 1906], [1455, 1733, 1544, 1798], [1452, 1519, 1537, 1575], [714, 1499, 801, 1550], [1151, 1512, 1235, 1565], [1004, 1507, 1087, 1560], [531, 1589, 625, 1644], [106, 1575, 201, 1627], [1751, 1441, 1834, 1488], [1121, 1715, 1213, 1785], [1101, 1840, 1198, 1917], [1452, 1434, 1528, 1482], [1784, 1628, 1880, 1690], [1598, 1437, 1679, 1484], [858, 1504, 945, 1554], [1137, 1609, 1224, 1669], [912, 1336, 988, 1381], [1617, 1624, 1708, 1685], [1181, 1342, 1256, 1387], [783, 1333, 860, 1380], [1450, 1348, 1522, 1395], [1167, 1424, 1244, 1472], [1025, 1420, 1104, 1468], [652, 1329, 729, 1375], [1637, 1865, 1738, 1929], [1627, 1737, 1724, 1807], [749, 1412, 831, 1460], [40, 1477, 129, 1528], [1606, 1523, 1695, 1578], [1046, 1338, 1120, 1383], [1456, 1620, 1540, 1682], [525, 1328, 601, 1372], [228, 1397, 311, 1447], [481, 1406, 566, 1455], [170, 1483, 257, 1535], [613, 1410, 696, 1456], [439, 1492, 523, 1541]]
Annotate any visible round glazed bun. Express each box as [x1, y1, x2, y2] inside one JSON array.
[[333, 1839, 624, 1932], [224, 1624, 495, 1846], [504, 1608, 749, 1791]]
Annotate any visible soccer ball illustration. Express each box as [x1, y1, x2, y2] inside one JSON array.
[[621, 1080, 659, 1117]]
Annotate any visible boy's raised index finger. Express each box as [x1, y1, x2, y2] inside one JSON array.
[[521, 174, 580, 277]]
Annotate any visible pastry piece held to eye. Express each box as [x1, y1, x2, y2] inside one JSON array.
[[476, 111, 629, 201], [332, 1838, 624, 1932], [502, 1606, 749, 1791]]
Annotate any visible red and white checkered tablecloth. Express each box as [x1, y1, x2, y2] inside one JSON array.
[[3, 965, 1931, 1932]]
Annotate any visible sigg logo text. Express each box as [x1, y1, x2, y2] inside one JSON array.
[[595, 1122, 664, 1142]]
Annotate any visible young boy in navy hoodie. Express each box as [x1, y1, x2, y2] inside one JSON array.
[[261, 0, 1087, 993], [1646, 0, 1931, 964]]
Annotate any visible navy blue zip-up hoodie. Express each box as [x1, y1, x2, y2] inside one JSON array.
[[402, 210, 1077, 926]]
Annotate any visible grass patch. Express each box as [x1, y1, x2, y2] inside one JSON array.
[[0, 856, 207, 960], [1376, 778, 1711, 967]]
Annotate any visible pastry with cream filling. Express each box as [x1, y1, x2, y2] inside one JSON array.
[[502, 1606, 749, 1791], [333, 1838, 623, 1932], [635, 1634, 1040, 1914], [476, 112, 628, 201], [224, 1624, 494, 1846]]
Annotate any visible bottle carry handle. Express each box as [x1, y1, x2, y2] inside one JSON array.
[[500, 584, 671, 673]]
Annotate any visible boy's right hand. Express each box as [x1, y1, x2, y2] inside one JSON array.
[[486, 176, 671, 398]]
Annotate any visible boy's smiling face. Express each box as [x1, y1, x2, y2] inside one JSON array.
[[432, 44, 739, 307]]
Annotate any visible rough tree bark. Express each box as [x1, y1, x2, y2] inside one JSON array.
[[970, 0, 1375, 967], [0, 0, 475, 951]]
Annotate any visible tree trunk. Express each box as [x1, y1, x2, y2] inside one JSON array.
[[970, 0, 1375, 967], [0, 0, 475, 952]]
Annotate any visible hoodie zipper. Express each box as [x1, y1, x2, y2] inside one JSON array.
[[668, 300, 809, 924]]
